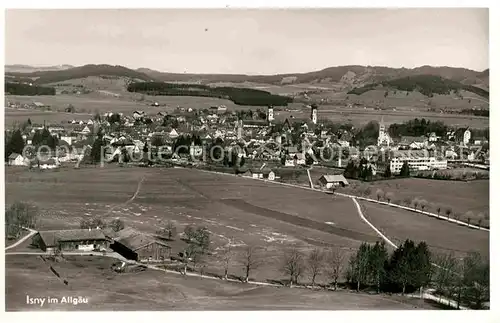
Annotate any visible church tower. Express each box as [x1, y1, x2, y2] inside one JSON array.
[[267, 105, 274, 122], [310, 104, 318, 125]]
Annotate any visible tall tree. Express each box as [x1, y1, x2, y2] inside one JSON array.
[[282, 247, 305, 287], [367, 241, 389, 293], [307, 248, 324, 287], [326, 247, 346, 291], [242, 245, 260, 283], [5, 129, 25, 161], [399, 161, 410, 177]]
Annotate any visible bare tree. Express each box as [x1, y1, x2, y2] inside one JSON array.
[[445, 208, 452, 220], [376, 189, 385, 202], [465, 211, 474, 227], [403, 197, 412, 207], [432, 252, 458, 301], [436, 206, 442, 217], [109, 218, 125, 232], [384, 192, 395, 204], [307, 248, 324, 287], [242, 245, 260, 283], [419, 199, 428, 212], [326, 247, 346, 290], [282, 247, 305, 287], [222, 244, 233, 280], [412, 198, 420, 210]]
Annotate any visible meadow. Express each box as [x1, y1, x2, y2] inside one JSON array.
[[340, 178, 489, 218], [5, 255, 435, 311]]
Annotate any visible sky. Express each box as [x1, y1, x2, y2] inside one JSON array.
[[5, 8, 489, 74]]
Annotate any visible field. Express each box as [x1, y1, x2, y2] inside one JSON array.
[[5, 165, 489, 309], [5, 255, 436, 311], [359, 201, 489, 260], [340, 178, 489, 219], [5, 86, 489, 128], [5, 165, 378, 284]]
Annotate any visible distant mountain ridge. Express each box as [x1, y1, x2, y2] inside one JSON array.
[[6, 64, 155, 84], [5, 64, 489, 95], [5, 64, 74, 73], [136, 65, 489, 89]]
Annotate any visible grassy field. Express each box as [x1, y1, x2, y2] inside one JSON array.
[[5, 165, 378, 284], [5, 89, 489, 128], [5, 255, 437, 311], [359, 201, 489, 260], [340, 178, 489, 219]]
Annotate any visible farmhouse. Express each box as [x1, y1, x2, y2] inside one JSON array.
[[32, 229, 109, 252], [318, 174, 349, 189], [108, 228, 171, 262], [8, 153, 27, 166]]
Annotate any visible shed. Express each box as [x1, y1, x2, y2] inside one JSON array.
[[318, 174, 349, 189]]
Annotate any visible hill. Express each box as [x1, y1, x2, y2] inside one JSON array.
[[6, 64, 155, 84], [137, 65, 489, 90], [5, 64, 74, 73], [347, 75, 489, 99]]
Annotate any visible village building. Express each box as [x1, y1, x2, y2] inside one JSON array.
[[32, 229, 109, 252], [389, 150, 447, 173], [318, 174, 349, 189], [7, 153, 27, 166]]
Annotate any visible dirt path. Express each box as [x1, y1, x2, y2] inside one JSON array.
[[5, 228, 37, 251], [102, 176, 146, 217]]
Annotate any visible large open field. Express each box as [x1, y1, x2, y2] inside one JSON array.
[[5, 165, 489, 308], [340, 178, 489, 218], [359, 202, 489, 260], [5, 89, 489, 128], [5, 255, 435, 311], [5, 165, 378, 283]]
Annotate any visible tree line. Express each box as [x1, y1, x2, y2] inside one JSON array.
[[127, 82, 293, 106], [5, 82, 56, 95], [159, 222, 489, 309]]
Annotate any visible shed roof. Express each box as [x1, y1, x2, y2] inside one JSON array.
[[38, 229, 106, 247], [319, 174, 349, 185], [113, 228, 170, 251]]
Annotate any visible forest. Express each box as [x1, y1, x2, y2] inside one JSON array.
[[127, 82, 293, 106]]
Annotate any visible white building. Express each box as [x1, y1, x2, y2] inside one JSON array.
[[310, 104, 318, 125], [463, 128, 471, 146], [390, 150, 447, 173], [377, 118, 392, 147], [267, 106, 274, 122], [8, 153, 27, 166]]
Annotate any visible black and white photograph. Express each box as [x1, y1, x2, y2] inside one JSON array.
[[2, 4, 493, 315]]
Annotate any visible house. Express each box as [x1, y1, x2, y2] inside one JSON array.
[[133, 111, 145, 120], [400, 136, 427, 149], [473, 137, 488, 145], [38, 158, 60, 170], [60, 135, 74, 146], [169, 129, 179, 139], [8, 153, 27, 166], [74, 125, 91, 135], [318, 174, 349, 189], [295, 153, 306, 165], [32, 229, 109, 252], [48, 124, 65, 134], [262, 168, 275, 181], [428, 132, 439, 142], [108, 228, 171, 262]]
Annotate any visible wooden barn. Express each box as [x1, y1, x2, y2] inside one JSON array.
[[318, 174, 349, 189], [107, 228, 171, 262]]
